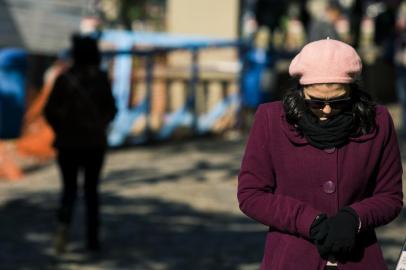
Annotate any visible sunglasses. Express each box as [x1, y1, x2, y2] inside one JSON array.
[[303, 94, 352, 110]]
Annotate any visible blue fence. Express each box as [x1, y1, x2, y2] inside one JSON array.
[[99, 30, 240, 147]]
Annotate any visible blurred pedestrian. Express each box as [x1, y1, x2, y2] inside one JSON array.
[[44, 34, 117, 253], [308, 0, 343, 42], [238, 38, 403, 269], [254, 0, 287, 34], [348, 0, 363, 48], [374, 0, 399, 64], [395, 0, 406, 137]]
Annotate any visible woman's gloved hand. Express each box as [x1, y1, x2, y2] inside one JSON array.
[[320, 207, 359, 259], [309, 213, 330, 258]]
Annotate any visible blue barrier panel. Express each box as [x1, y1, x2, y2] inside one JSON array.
[[0, 48, 27, 139], [241, 49, 268, 108], [100, 30, 240, 147]]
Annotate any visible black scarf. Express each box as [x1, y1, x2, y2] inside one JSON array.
[[296, 110, 354, 149]]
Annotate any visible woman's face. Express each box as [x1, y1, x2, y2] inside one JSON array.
[[303, 83, 351, 121]]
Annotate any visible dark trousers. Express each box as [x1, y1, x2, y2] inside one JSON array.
[[56, 147, 105, 246]]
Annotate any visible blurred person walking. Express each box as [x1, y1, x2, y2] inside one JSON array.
[[238, 38, 403, 269], [254, 0, 287, 34], [395, 0, 406, 137], [374, 0, 399, 65], [307, 0, 344, 42], [44, 34, 117, 253]]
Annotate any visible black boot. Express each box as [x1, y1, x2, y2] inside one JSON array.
[[54, 223, 69, 254]]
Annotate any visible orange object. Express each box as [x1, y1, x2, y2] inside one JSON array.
[[0, 60, 68, 180], [0, 142, 23, 180]]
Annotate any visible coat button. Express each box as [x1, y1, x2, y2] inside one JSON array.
[[323, 181, 336, 194], [324, 147, 336, 153]]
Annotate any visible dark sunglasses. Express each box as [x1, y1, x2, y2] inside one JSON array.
[[303, 95, 352, 110]]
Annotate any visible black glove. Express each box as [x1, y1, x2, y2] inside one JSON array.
[[310, 213, 329, 257], [310, 214, 328, 241], [320, 207, 359, 259]]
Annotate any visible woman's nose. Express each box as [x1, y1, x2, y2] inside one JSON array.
[[321, 104, 332, 114]]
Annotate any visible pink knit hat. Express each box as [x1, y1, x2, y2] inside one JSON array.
[[288, 38, 362, 85]]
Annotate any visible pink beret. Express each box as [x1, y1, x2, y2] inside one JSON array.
[[288, 38, 362, 85]]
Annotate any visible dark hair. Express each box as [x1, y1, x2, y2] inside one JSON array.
[[71, 34, 101, 67], [282, 82, 376, 136]]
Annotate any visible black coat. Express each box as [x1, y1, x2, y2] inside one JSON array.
[[44, 66, 117, 149]]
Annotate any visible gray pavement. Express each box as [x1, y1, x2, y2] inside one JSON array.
[[0, 105, 405, 270]]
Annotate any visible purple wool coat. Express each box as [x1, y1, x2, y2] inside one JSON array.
[[238, 101, 403, 270]]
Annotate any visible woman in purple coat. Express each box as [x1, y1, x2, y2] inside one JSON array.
[[238, 38, 403, 270]]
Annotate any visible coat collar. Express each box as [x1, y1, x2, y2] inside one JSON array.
[[279, 110, 378, 146], [348, 126, 378, 142], [280, 113, 308, 145]]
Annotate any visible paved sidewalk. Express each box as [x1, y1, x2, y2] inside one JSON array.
[[0, 106, 405, 270]]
